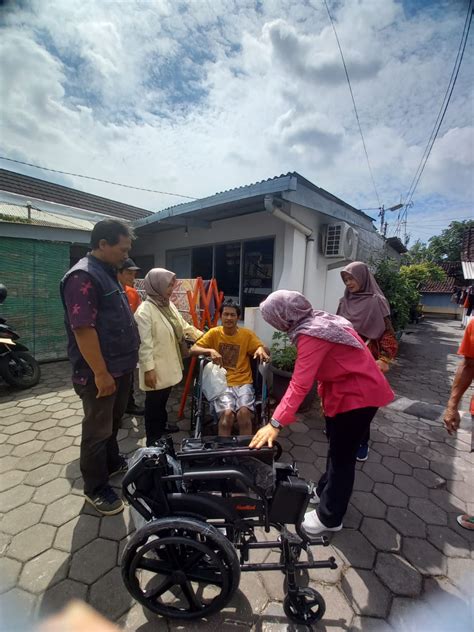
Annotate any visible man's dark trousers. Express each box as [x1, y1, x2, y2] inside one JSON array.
[[74, 373, 132, 495]]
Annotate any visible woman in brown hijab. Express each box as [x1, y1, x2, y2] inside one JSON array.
[[338, 261, 398, 461]]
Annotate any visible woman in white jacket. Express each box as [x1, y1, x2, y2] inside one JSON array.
[[134, 268, 202, 445]]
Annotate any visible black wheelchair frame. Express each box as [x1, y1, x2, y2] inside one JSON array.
[[121, 362, 337, 625]]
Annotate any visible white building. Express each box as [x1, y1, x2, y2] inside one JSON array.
[[133, 172, 402, 343]]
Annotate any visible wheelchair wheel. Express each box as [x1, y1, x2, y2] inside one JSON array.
[[283, 587, 325, 625], [121, 516, 240, 620]]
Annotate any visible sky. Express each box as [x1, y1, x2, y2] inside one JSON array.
[[0, 0, 472, 245]]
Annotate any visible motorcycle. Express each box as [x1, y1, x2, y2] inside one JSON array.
[[0, 284, 41, 389]]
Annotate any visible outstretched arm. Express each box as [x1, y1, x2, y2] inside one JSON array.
[[443, 357, 474, 434]]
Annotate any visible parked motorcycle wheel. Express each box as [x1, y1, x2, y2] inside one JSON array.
[[1, 351, 41, 389]]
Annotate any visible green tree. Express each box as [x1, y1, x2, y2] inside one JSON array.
[[404, 220, 474, 264], [402, 239, 432, 265], [400, 262, 445, 290], [426, 220, 474, 263], [373, 258, 417, 331], [372, 259, 445, 331]]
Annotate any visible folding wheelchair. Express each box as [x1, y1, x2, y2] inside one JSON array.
[[121, 385, 337, 625]]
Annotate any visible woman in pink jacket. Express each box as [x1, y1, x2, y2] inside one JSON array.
[[250, 290, 394, 536]]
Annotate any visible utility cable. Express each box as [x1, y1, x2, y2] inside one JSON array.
[[0, 156, 197, 200], [399, 0, 473, 238], [404, 0, 473, 208], [322, 0, 381, 208]]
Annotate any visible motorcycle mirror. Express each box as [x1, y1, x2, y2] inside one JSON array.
[[0, 284, 7, 305]]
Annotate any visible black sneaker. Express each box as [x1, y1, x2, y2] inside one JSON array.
[[85, 485, 124, 515], [109, 456, 128, 478], [356, 444, 369, 462]]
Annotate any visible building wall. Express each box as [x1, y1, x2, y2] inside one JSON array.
[[136, 211, 287, 290], [420, 293, 460, 319], [136, 202, 397, 341]]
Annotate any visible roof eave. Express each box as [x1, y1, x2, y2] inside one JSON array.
[[133, 174, 297, 229]]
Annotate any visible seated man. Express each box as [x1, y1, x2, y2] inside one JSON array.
[[191, 300, 269, 436]]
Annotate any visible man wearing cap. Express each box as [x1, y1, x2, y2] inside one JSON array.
[[118, 258, 142, 315], [118, 258, 144, 417]]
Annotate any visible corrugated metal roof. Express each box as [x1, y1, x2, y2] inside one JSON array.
[[462, 261, 474, 281], [134, 171, 374, 230], [161, 171, 372, 218], [0, 202, 95, 230], [0, 168, 153, 221]]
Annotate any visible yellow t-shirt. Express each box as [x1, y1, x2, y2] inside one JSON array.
[[197, 326, 263, 386]]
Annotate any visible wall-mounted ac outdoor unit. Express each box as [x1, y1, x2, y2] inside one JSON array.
[[324, 222, 359, 259]]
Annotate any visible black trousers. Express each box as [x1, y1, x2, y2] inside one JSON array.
[[127, 372, 136, 409], [74, 372, 132, 495], [145, 387, 172, 446], [360, 427, 370, 446], [317, 407, 377, 527]]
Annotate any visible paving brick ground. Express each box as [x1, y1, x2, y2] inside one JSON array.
[[0, 319, 473, 631]]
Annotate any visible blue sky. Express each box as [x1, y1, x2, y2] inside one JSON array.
[[0, 0, 472, 244]]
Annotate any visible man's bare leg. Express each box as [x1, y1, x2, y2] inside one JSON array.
[[236, 406, 252, 435], [218, 409, 235, 436]]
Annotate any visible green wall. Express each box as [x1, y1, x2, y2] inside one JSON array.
[[0, 237, 70, 361]]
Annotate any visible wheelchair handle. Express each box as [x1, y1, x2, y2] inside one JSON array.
[[166, 467, 267, 503]]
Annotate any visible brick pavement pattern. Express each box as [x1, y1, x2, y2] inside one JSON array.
[[0, 319, 473, 631]]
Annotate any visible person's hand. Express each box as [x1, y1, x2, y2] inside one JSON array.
[[376, 358, 390, 373], [443, 405, 461, 435], [254, 346, 270, 363], [249, 423, 280, 449], [209, 349, 223, 366], [95, 371, 116, 398], [144, 369, 157, 389], [37, 599, 119, 632]]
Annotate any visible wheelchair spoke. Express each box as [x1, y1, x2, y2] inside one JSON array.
[[181, 580, 204, 611], [182, 550, 205, 571], [145, 577, 174, 600], [184, 568, 224, 586], [137, 558, 172, 575], [164, 543, 182, 568]]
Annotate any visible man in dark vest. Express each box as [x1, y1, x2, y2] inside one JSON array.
[[60, 219, 140, 515]]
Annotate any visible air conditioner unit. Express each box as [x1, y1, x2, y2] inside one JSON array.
[[324, 222, 359, 259]]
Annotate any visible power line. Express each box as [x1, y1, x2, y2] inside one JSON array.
[[322, 0, 381, 208], [399, 0, 473, 239], [404, 0, 473, 208], [0, 156, 197, 200], [388, 217, 473, 238]]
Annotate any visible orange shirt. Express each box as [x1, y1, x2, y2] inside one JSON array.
[[458, 319, 474, 414], [458, 320, 474, 358], [124, 285, 141, 314]]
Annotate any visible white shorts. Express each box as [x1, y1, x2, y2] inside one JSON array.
[[212, 384, 255, 415]]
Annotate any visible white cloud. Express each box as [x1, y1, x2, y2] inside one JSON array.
[[0, 0, 472, 246]]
